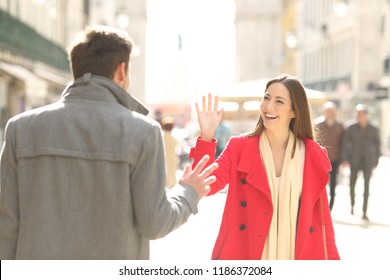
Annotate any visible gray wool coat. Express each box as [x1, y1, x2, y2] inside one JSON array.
[[0, 74, 199, 260]]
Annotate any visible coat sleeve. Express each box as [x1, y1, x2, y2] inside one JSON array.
[[373, 126, 381, 167], [188, 137, 217, 169], [130, 123, 199, 240], [0, 120, 19, 259], [188, 136, 232, 195], [340, 126, 352, 162]]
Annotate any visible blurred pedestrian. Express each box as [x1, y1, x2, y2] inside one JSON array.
[[189, 75, 340, 260], [161, 116, 180, 188], [316, 101, 344, 210], [342, 104, 381, 220], [154, 108, 163, 126], [0, 25, 218, 260], [214, 118, 232, 158]]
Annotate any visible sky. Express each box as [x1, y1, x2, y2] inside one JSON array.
[[145, 0, 236, 104]]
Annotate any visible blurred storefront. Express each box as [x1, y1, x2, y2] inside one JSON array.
[[0, 0, 86, 142]]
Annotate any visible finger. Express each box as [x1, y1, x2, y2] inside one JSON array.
[[200, 162, 218, 178], [213, 95, 219, 112], [218, 108, 224, 118], [191, 154, 210, 174], [217, 108, 224, 122], [203, 175, 217, 185], [195, 102, 201, 118], [217, 109, 223, 122], [197, 185, 211, 200], [202, 95, 206, 112], [207, 93, 212, 112], [202, 185, 211, 197], [181, 164, 191, 177]]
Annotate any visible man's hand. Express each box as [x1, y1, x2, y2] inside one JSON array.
[[179, 154, 218, 199]]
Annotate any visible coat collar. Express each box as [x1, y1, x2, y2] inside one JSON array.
[[300, 137, 331, 205], [236, 135, 271, 197], [235, 134, 331, 201], [61, 73, 149, 116]]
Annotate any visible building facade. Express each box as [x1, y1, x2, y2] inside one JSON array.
[[297, 0, 390, 155], [235, 0, 283, 82], [281, 0, 298, 76], [0, 0, 86, 141]]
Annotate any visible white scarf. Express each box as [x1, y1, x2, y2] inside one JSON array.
[[259, 130, 305, 260]]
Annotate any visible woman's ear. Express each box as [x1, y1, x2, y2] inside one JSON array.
[[291, 111, 296, 119]]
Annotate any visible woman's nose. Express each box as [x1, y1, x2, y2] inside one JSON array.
[[265, 101, 275, 111]]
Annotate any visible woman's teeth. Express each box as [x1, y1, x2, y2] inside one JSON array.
[[265, 113, 277, 119]]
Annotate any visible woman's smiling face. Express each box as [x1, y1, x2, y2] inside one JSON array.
[[260, 82, 296, 131]]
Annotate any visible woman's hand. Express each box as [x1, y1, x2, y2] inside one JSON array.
[[195, 93, 224, 142]]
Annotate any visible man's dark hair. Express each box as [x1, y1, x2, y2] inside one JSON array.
[[68, 25, 133, 80]]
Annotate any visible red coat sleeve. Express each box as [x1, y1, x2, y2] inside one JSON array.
[[188, 137, 217, 169], [188, 137, 230, 195]]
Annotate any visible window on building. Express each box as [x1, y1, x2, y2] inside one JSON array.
[[384, 57, 390, 74]]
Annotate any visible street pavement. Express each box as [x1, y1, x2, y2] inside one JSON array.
[[150, 156, 390, 261]]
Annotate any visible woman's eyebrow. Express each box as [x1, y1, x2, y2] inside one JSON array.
[[264, 92, 287, 101], [276, 96, 286, 101]]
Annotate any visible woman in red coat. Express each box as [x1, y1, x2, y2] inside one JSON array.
[[189, 75, 340, 260]]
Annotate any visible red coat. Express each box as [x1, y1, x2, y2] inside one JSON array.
[[189, 135, 340, 260]]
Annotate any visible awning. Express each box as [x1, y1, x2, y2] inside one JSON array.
[[217, 79, 268, 103], [34, 67, 70, 87], [217, 78, 326, 103], [0, 61, 48, 102]]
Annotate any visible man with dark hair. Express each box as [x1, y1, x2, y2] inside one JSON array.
[[342, 104, 381, 220], [0, 26, 217, 259]]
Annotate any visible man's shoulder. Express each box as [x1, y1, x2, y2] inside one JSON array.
[[316, 121, 329, 132], [126, 110, 160, 129], [368, 123, 379, 130], [334, 121, 345, 131], [345, 120, 358, 129], [8, 102, 62, 124]]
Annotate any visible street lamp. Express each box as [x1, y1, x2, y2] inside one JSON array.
[[285, 31, 297, 49], [116, 9, 129, 29], [333, 0, 348, 18]]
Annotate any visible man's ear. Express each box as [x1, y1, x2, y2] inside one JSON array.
[[113, 62, 126, 84]]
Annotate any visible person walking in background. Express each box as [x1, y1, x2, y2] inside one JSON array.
[[316, 101, 344, 211], [214, 117, 232, 158], [154, 108, 163, 126], [189, 75, 340, 260], [0, 25, 218, 260], [161, 116, 180, 188], [342, 104, 381, 220]]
